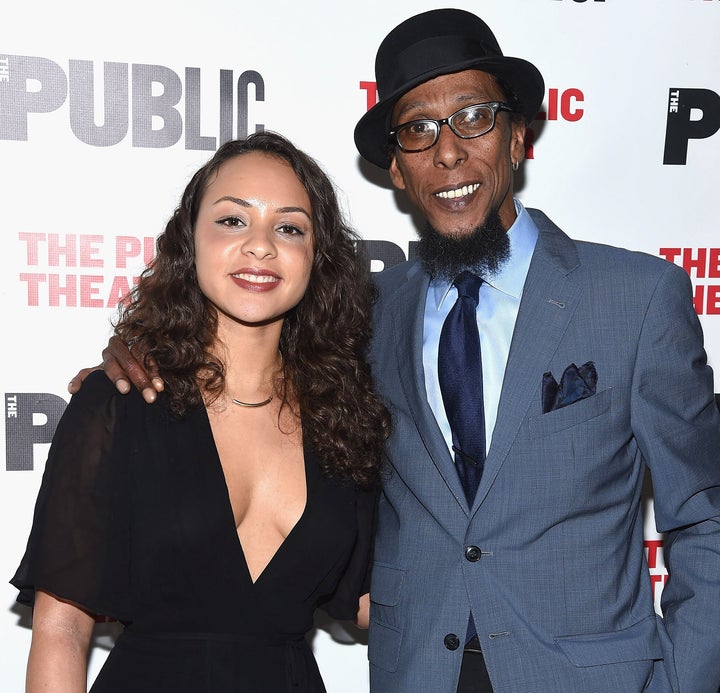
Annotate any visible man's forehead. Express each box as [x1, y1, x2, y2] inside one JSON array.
[[392, 70, 503, 118]]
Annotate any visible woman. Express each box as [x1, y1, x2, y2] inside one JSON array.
[[11, 132, 390, 692]]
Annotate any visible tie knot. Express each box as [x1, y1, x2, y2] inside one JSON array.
[[453, 271, 483, 305]]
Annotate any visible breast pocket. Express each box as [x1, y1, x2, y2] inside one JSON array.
[[527, 387, 613, 438], [368, 562, 404, 673]]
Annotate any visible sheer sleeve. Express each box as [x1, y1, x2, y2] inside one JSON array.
[[10, 371, 133, 622], [319, 484, 378, 621]]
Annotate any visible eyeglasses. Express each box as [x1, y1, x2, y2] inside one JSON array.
[[389, 101, 513, 153]]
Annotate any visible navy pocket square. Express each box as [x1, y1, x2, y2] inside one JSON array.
[[542, 361, 597, 414]]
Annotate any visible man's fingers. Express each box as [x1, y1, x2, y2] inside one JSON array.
[[103, 336, 164, 402], [145, 355, 164, 392], [67, 366, 102, 394], [66, 339, 164, 402]]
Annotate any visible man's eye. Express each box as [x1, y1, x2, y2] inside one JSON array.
[[460, 107, 491, 125], [407, 121, 433, 136]]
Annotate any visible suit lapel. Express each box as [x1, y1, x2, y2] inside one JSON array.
[[471, 211, 583, 512], [391, 263, 470, 515]]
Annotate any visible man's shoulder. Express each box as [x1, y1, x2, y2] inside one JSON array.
[[574, 235, 682, 285], [528, 207, 681, 281], [373, 259, 423, 293]]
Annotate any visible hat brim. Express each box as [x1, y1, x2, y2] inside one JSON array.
[[354, 57, 544, 169]]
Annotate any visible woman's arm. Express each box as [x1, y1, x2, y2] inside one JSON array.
[[27, 590, 95, 693]]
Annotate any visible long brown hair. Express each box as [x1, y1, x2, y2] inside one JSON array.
[[115, 132, 390, 487]]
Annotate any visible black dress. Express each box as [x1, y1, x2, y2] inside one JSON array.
[[11, 371, 375, 692]]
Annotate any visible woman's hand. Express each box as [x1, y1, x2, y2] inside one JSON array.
[[356, 593, 370, 629]]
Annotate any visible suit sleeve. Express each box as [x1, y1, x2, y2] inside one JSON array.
[[630, 261, 720, 693]]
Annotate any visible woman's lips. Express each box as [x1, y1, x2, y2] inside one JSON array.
[[230, 269, 280, 292]]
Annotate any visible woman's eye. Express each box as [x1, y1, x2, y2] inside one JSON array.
[[217, 216, 244, 228], [278, 224, 304, 236]]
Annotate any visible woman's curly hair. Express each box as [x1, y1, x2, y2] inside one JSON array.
[[115, 131, 390, 488]]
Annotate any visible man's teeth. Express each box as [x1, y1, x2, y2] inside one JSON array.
[[233, 273, 278, 283], [435, 183, 480, 199]]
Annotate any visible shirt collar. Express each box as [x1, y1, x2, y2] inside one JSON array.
[[429, 199, 539, 310]]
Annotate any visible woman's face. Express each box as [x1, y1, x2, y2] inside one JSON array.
[[194, 152, 314, 330]]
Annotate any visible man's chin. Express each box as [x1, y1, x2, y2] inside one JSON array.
[[416, 210, 511, 281], [433, 224, 478, 241], [427, 211, 488, 238]]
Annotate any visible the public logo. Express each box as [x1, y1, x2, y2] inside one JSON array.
[[659, 247, 720, 315], [663, 88, 720, 165], [18, 232, 155, 308], [0, 54, 266, 148], [5, 393, 67, 471]]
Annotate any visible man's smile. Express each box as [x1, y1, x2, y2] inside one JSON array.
[[434, 183, 480, 200]]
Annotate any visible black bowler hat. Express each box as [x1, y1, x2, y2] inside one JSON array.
[[354, 8, 545, 169]]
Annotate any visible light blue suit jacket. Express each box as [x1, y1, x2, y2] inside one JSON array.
[[367, 209, 720, 693]]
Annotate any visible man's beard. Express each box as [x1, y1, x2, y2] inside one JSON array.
[[416, 209, 511, 281]]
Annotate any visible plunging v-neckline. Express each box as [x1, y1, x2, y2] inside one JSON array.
[[201, 407, 310, 586]]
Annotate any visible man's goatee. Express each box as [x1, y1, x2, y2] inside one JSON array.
[[416, 209, 511, 281]]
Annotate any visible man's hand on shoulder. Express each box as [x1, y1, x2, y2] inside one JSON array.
[[67, 335, 164, 404]]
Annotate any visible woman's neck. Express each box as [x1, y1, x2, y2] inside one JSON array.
[[213, 319, 284, 405]]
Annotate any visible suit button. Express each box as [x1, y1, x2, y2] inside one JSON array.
[[444, 633, 461, 651], [465, 545, 481, 562]]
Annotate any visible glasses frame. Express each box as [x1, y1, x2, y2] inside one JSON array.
[[389, 101, 514, 154]]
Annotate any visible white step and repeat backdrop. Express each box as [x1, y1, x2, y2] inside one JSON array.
[[2, 1, 719, 690]]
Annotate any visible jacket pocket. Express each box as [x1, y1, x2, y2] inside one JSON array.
[[528, 387, 613, 438], [554, 615, 663, 667], [370, 562, 404, 607], [368, 563, 405, 672], [368, 619, 402, 673]]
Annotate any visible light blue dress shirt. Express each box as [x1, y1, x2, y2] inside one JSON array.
[[423, 200, 539, 457]]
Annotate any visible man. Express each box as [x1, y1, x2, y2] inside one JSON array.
[[351, 8, 720, 693], [79, 8, 720, 693]]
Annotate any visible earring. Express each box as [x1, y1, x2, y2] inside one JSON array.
[[512, 160, 519, 172]]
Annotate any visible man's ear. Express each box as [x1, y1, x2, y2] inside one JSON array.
[[388, 155, 407, 191], [510, 122, 527, 166]]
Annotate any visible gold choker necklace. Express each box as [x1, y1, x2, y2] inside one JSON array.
[[231, 395, 273, 408]]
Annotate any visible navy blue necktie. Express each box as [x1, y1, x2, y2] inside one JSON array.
[[438, 271, 486, 643], [438, 271, 486, 506]]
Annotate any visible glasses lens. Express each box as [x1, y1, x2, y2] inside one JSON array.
[[450, 105, 495, 137], [396, 120, 438, 151]]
